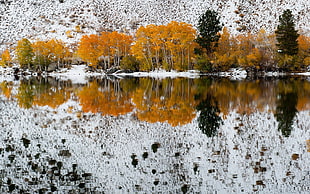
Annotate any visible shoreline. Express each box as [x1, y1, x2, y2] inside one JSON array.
[[1, 65, 310, 81]]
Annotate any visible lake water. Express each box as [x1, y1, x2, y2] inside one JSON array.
[[0, 76, 309, 193]]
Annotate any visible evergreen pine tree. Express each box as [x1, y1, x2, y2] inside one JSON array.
[[196, 9, 222, 55], [275, 9, 299, 56]]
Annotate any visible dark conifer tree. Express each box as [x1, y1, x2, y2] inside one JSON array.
[[196, 9, 222, 55], [275, 9, 299, 56]]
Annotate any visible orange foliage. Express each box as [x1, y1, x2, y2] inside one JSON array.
[[77, 32, 132, 68], [77, 34, 102, 67], [33, 88, 70, 109], [77, 81, 133, 116], [132, 78, 197, 126], [132, 21, 197, 71]]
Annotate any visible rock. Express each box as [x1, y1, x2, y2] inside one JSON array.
[[47, 63, 58, 72]]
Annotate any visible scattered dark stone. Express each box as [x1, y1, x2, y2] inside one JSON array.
[[58, 150, 71, 157], [142, 152, 148, 159], [21, 138, 31, 148], [175, 152, 180, 157], [57, 161, 63, 169], [153, 180, 159, 186], [69, 173, 80, 182], [151, 143, 160, 153], [152, 169, 156, 174], [31, 163, 39, 171], [5, 145, 14, 152], [48, 159, 57, 165], [72, 164, 77, 171], [135, 185, 142, 191], [82, 173, 92, 178], [8, 154, 15, 163], [61, 139, 66, 144], [208, 169, 215, 173], [51, 166, 58, 172], [181, 184, 189, 194], [8, 184, 16, 192], [51, 185, 57, 192], [39, 188, 47, 194], [292, 154, 299, 160], [256, 180, 265, 186], [131, 154, 138, 167], [78, 183, 85, 188], [193, 164, 199, 174], [261, 167, 267, 172], [35, 153, 40, 159]]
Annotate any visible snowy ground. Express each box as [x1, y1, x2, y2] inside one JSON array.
[[3, 65, 310, 84], [0, 94, 309, 193]]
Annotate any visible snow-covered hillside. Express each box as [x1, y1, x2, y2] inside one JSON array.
[[0, 0, 310, 50]]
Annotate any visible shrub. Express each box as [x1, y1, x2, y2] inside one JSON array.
[[120, 56, 140, 71]]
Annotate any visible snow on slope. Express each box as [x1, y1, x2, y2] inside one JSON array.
[[0, 0, 310, 51]]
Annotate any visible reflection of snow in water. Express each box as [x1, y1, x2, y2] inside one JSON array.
[[0, 94, 309, 193]]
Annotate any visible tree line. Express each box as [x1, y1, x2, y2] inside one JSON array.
[[0, 9, 309, 73]]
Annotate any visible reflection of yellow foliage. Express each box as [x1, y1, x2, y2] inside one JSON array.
[[132, 79, 197, 126], [77, 81, 133, 116], [33, 88, 70, 109]]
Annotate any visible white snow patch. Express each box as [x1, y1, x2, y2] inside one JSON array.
[[116, 69, 201, 79]]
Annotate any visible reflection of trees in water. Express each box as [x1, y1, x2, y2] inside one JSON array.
[[275, 91, 298, 137], [196, 94, 223, 137], [16, 77, 72, 109], [132, 78, 197, 126]]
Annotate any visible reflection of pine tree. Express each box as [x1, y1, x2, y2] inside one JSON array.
[[275, 92, 298, 137], [196, 94, 222, 137]]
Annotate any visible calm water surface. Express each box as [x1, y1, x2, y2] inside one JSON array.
[[0, 76, 309, 193]]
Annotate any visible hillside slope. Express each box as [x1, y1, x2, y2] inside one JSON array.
[[0, 0, 309, 49]]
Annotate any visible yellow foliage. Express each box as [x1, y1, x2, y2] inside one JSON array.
[[298, 35, 310, 57], [132, 21, 197, 71], [77, 34, 101, 67], [246, 48, 262, 67], [33, 88, 70, 109], [304, 57, 310, 66], [0, 81, 13, 98], [77, 31, 132, 68], [132, 78, 197, 126], [0, 49, 11, 67]]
